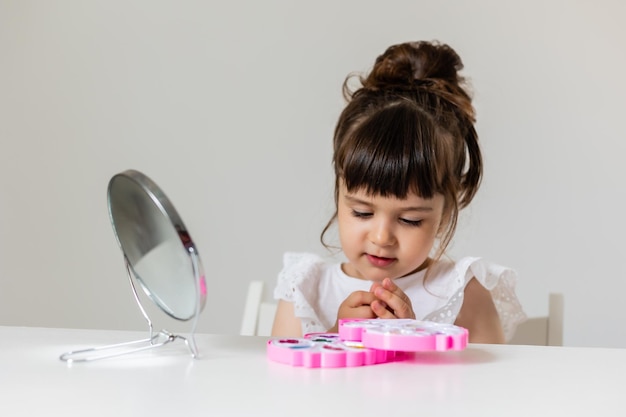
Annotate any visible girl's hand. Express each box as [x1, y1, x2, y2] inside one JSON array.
[[328, 291, 377, 332], [369, 278, 415, 319]]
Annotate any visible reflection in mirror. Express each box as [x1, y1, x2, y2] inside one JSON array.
[[60, 170, 206, 363]]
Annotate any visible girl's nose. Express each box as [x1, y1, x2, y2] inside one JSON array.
[[369, 220, 395, 247]]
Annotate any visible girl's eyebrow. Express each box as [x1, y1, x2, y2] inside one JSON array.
[[343, 194, 434, 212]]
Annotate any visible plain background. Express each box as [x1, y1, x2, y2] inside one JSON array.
[[1, 0, 625, 348]]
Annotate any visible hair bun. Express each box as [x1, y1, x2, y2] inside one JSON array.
[[364, 41, 465, 89], [356, 40, 474, 122]]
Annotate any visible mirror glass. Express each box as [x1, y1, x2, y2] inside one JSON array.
[[108, 170, 206, 321]]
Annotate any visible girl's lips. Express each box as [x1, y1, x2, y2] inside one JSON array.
[[366, 254, 395, 267]]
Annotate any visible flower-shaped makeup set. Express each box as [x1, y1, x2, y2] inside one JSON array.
[[267, 318, 468, 368]]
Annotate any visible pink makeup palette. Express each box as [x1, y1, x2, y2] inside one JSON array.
[[266, 318, 468, 368]]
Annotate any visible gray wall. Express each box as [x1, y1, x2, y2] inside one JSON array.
[[1, 0, 625, 347]]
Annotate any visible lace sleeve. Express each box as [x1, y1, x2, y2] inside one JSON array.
[[272, 252, 327, 333], [424, 257, 527, 342]]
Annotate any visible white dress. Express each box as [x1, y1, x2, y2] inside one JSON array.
[[273, 252, 527, 341]]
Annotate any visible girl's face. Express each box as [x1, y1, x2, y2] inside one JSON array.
[[337, 183, 445, 281]]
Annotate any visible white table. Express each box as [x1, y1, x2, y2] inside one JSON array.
[[0, 326, 624, 416]]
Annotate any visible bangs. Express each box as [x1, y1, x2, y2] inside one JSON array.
[[337, 103, 441, 199]]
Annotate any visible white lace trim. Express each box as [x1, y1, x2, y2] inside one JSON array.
[[423, 257, 527, 341], [273, 252, 327, 334]]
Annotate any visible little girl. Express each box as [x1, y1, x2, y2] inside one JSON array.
[[271, 40, 526, 343]]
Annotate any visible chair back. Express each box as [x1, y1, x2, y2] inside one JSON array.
[[508, 293, 564, 346], [240, 281, 277, 336]]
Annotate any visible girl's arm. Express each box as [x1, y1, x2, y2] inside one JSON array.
[[454, 278, 505, 344], [271, 299, 303, 338]]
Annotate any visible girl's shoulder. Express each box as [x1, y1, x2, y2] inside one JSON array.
[[427, 256, 517, 290], [273, 252, 336, 302], [426, 255, 526, 341], [279, 252, 333, 277]]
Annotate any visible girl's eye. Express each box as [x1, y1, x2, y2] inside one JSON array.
[[351, 210, 372, 219], [400, 218, 423, 227]]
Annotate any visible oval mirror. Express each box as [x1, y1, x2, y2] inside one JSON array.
[[107, 169, 206, 321], [60, 169, 206, 362]]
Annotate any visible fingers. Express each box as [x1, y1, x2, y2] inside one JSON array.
[[349, 305, 377, 319], [370, 278, 415, 319], [336, 291, 377, 322], [336, 282, 416, 329], [370, 299, 396, 318], [346, 290, 377, 308]]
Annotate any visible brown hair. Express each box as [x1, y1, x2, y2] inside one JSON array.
[[321, 40, 482, 261]]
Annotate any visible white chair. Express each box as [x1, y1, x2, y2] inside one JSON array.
[[240, 281, 277, 336], [508, 293, 564, 346]]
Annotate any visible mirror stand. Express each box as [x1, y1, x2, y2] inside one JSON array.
[[59, 251, 203, 363]]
